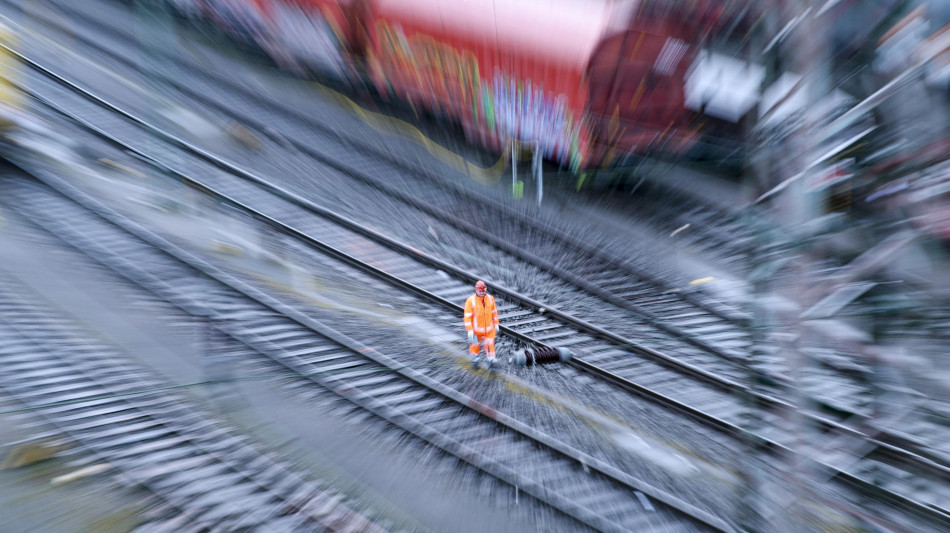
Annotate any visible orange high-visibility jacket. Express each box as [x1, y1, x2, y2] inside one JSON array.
[[464, 293, 499, 337]]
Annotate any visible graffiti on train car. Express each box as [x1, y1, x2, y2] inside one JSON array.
[[372, 22, 480, 120], [371, 21, 586, 168], [489, 72, 584, 168]]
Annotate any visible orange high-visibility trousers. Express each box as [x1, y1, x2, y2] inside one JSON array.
[[469, 334, 496, 358]]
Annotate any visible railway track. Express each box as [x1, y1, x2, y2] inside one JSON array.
[[6, 0, 753, 345], [10, 133, 950, 532], [0, 174, 732, 533], [1, 1, 948, 528], [51, 0, 950, 422], [0, 271, 391, 532], [1, 0, 888, 420], [22, 3, 948, 458], [4, 122, 948, 531]]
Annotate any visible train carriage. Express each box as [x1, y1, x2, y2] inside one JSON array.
[[171, 0, 709, 171], [586, 5, 702, 167], [362, 0, 615, 171], [362, 0, 703, 171]]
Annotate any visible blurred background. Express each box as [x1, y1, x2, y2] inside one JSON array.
[[0, 0, 949, 532]]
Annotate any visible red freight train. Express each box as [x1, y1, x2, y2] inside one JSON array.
[[172, 0, 712, 171]]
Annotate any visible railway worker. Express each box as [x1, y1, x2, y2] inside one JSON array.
[[464, 280, 499, 369]]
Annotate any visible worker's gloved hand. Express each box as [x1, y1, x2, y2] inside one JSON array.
[[467, 332, 477, 345]]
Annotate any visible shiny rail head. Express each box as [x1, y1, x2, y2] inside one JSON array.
[[511, 346, 572, 366]]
